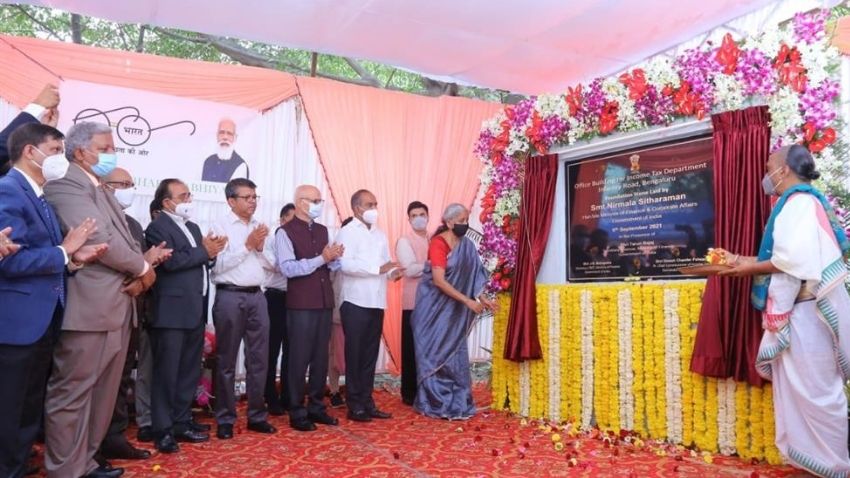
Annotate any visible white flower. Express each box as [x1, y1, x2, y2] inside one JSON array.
[[479, 165, 494, 187], [617, 98, 643, 132], [798, 41, 840, 86], [482, 113, 506, 137], [744, 26, 792, 59], [644, 56, 681, 90], [713, 74, 746, 112], [536, 94, 569, 119], [494, 189, 522, 218], [505, 128, 530, 156], [768, 86, 803, 141]]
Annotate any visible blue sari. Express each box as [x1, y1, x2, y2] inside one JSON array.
[[411, 236, 487, 419]]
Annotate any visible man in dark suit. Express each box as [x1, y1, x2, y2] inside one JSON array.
[[0, 84, 60, 175], [0, 123, 106, 478], [0, 227, 20, 258], [98, 168, 152, 461], [200, 118, 249, 183], [146, 178, 227, 453]]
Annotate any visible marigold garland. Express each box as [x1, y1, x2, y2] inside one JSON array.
[[489, 282, 783, 463]]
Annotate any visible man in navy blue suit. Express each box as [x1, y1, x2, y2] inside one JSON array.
[[0, 227, 20, 258], [0, 122, 107, 478], [0, 84, 60, 176]]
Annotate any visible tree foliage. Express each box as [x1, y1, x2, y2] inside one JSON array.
[[0, 5, 513, 102]]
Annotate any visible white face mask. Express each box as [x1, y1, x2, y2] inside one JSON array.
[[175, 202, 194, 220], [33, 148, 70, 182], [308, 201, 323, 219], [113, 188, 135, 209], [217, 145, 234, 160], [411, 216, 428, 231], [362, 208, 379, 225]]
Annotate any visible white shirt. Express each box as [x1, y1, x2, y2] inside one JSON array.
[[336, 217, 392, 309], [210, 211, 272, 287], [164, 210, 208, 295], [13, 167, 68, 265], [262, 228, 287, 291]]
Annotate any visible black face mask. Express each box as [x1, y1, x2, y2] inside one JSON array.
[[452, 223, 469, 237]]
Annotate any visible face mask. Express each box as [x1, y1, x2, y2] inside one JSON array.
[[113, 188, 135, 209], [307, 201, 323, 219], [33, 148, 70, 182], [362, 208, 379, 225], [175, 202, 194, 220], [91, 152, 118, 177], [411, 216, 428, 231], [452, 223, 470, 237], [217, 145, 234, 160], [761, 168, 782, 196]]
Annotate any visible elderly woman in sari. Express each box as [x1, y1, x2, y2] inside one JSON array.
[[411, 203, 496, 420], [718, 145, 850, 477]]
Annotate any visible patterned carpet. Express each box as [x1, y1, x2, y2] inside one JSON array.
[[31, 384, 803, 478]]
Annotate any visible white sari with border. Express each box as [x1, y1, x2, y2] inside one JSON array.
[[756, 193, 850, 478]]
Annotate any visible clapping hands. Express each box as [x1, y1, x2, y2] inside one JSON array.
[[203, 232, 228, 259], [245, 224, 269, 252]]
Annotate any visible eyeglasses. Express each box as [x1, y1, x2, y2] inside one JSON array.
[[172, 192, 192, 200], [299, 198, 324, 205], [105, 181, 135, 189], [233, 194, 260, 202]]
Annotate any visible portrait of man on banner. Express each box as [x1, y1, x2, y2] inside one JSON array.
[[201, 118, 250, 183]]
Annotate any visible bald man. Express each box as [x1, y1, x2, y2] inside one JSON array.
[[99, 168, 153, 460], [201, 118, 249, 183], [276, 185, 343, 431]]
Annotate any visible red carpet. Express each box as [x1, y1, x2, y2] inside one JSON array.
[[37, 386, 799, 477]]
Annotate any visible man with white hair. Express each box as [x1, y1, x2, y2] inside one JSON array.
[[43, 121, 171, 478], [277, 184, 344, 431], [200, 118, 249, 183]]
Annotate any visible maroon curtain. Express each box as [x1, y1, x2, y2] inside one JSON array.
[[504, 154, 558, 361], [690, 106, 772, 386]]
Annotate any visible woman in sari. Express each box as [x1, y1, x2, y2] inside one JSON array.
[[411, 203, 496, 420], [719, 145, 850, 477]]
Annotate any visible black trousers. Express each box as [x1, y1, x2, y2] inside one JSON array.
[[264, 289, 290, 409], [400, 310, 417, 404], [286, 309, 332, 421], [340, 302, 383, 414], [0, 305, 61, 478], [149, 324, 204, 437]]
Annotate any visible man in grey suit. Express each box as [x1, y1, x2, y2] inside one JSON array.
[[43, 122, 171, 478]]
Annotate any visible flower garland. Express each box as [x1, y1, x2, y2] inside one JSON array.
[[489, 282, 783, 463], [580, 290, 595, 429], [631, 284, 648, 436], [663, 289, 684, 444], [477, 9, 843, 292], [617, 288, 635, 431], [548, 289, 562, 421]]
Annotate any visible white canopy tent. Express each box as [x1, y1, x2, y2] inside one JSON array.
[[4, 0, 804, 94]]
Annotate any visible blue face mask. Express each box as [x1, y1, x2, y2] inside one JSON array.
[[91, 152, 118, 177]]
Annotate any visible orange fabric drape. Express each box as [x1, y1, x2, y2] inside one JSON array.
[[296, 76, 501, 373], [0, 35, 298, 110]]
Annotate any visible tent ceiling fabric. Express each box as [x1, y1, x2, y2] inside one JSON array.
[[12, 0, 778, 94]]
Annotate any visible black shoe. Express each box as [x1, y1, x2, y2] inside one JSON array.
[[155, 434, 179, 454], [136, 426, 154, 443], [93, 453, 109, 468], [329, 392, 345, 408], [100, 438, 152, 460], [82, 465, 125, 478], [188, 421, 211, 432], [402, 396, 415, 406], [268, 403, 286, 416], [289, 418, 317, 432], [369, 408, 392, 419], [216, 424, 234, 440], [347, 410, 372, 422], [308, 412, 339, 426], [247, 421, 277, 434], [173, 429, 210, 443]]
